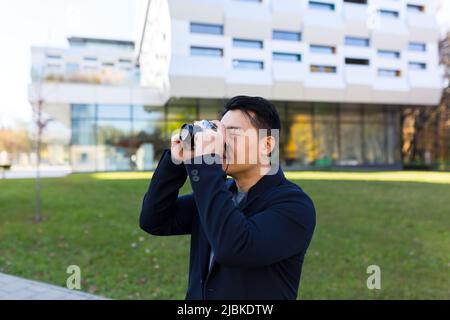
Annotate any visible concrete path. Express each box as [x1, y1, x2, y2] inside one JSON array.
[[0, 273, 107, 300], [0, 166, 72, 179]]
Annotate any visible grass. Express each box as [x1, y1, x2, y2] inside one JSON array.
[[0, 171, 449, 299]]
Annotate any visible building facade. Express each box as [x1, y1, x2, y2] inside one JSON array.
[[134, 0, 444, 170], [29, 37, 168, 171], [29, 0, 444, 172]]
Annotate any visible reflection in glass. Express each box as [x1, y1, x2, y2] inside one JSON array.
[[98, 105, 131, 119], [199, 99, 223, 120], [285, 104, 314, 166], [72, 119, 96, 145], [71, 118, 97, 171], [72, 104, 96, 119], [132, 120, 167, 170], [315, 123, 338, 166], [133, 105, 164, 121], [340, 123, 363, 165], [387, 109, 400, 164], [364, 124, 385, 164], [97, 120, 132, 171], [167, 98, 197, 121]]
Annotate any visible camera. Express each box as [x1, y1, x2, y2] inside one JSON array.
[[179, 120, 218, 149]]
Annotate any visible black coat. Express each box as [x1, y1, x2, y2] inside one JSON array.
[[140, 150, 316, 300]]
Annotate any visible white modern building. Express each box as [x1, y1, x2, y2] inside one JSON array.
[[134, 0, 444, 169], [29, 0, 445, 171], [29, 37, 168, 171]]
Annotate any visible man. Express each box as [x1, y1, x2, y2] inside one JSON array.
[[139, 95, 316, 300]]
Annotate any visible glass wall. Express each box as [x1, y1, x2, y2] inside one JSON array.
[[70, 99, 402, 171], [272, 101, 401, 168], [71, 104, 166, 171]]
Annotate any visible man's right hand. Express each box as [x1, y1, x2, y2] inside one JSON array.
[[171, 131, 193, 164]]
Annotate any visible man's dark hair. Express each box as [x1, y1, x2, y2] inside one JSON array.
[[222, 95, 281, 136]]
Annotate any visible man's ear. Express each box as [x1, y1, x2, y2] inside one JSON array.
[[267, 135, 277, 155], [261, 135, 276, 156]]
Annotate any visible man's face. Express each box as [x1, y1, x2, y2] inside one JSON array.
[[220, 110, 264, 176]]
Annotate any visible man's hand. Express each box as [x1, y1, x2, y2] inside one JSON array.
[[171, 130, 193, 164]]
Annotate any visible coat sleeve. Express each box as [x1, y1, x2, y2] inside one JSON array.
[[184, 155, 316, 268], [139, 149, 196, 236]]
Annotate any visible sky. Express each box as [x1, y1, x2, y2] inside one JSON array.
[[0, 0, 449, 128], [0, 0, 139, 127]]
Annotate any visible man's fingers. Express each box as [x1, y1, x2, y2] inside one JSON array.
[[171, 130, 182, 143]]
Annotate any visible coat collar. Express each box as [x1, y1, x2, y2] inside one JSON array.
[[226, 167, 285, 209]]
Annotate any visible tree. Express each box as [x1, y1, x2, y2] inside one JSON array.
[[31, 98, 53, 223]]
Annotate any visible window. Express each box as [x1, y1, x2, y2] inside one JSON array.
[[273, 30, 301, 42], [46, 54, 62, 60], [233, 38, 263, 49], [378, 69, 401, 77], [407, 4, 425, 13], [96, 120, 133, 171], [378, 9, 399, 18], [345, 36, 369, 47], [102, 62, 115, 67], [190, 46, 223, 57], [339, 105, 363, 166], [233, 59, 264, 70], [409, 62, 426, 70], [310, 65, 337, 73], [309, 1, 335, 11], [190, 22, 223, 35], [83, 57, 97, 62], [119, 58, 133, 64], [310, 44, 336, 54], [345, 58, 369, 66], [97, 105, 131, 119], [408, 42, 426, 52], [377, 50, 400, 59], [273, 52, 302, 62], [46, 63, 61, 71], [72, 104, 96, 119], [133, 105, 164, 121], [66, 62, 79, 74], [343, 0, 367, 4], [72, 119, 96, 146]]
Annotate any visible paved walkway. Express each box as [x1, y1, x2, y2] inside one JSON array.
[[0, 273, 107, 300], [0, 166, 72, 179]]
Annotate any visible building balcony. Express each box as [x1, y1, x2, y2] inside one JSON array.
[[408, 69, 443, 105], [27, 82, 167, 106], [304, 73, 345, 102], [372, 76, 409, 104], [272, 61, 306, 100], [169, 56, 226, 98], [224, 1, 271, 39], [226, 67, 273, 98], [343, 65, 375, 103], [271, 0, 304, 31], [342, 2, 370, 37], [406, 12, 439, 43], [302, 2, 344, 46]]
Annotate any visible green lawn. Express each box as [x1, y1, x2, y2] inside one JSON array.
[[0, 171, 449, 299]]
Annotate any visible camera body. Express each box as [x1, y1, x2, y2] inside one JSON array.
[[179, 120, 218, 149]]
